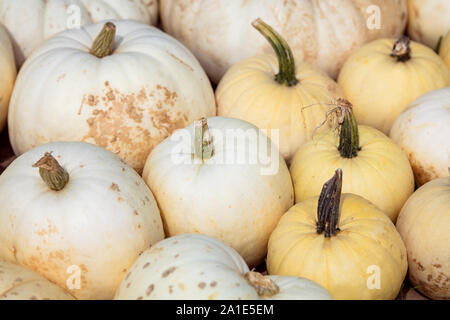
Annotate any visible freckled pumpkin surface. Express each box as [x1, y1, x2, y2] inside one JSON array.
[[396, 177, 450, 300], [0, 260, 74, 300], [0, 142, 164, 300], [8, 20, 216, 173], [114, 234, 332, 300]]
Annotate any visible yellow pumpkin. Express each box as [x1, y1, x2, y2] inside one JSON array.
[[216, 19, 343, 161], [439, 31, 450, 68], [267, 169, 408, 300], [290, 100, 414, 222], [396, 175, 450, 300], [338, 36, 450, 135]]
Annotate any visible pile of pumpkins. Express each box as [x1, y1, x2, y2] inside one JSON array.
[[0, 0, 448, 301]]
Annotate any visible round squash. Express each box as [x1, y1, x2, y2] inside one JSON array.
[[390, 87, 450, 186], [268, 169, 408, 300], [407, 0, 450, 48], [439, 31, 450, 68], [0, 25, 16, 132], [142, 116, 294, 267], [216, 19, 344, 161], [0, 0, 159, 67], [290, 99, 414, 222], [0, 141, 164, 300], [8, 21, 215, 173], [160, 0, 407, 83], [0, 260, 75, 300], [115, 234, 332, 300], [396, 175, 450, 300], [338, 36, 450, 135]]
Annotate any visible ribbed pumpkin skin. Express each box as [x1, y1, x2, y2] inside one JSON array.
[[407, 0, 450, 48], [160, 0, 407, 83], [0, 0, 159, 67], [390, 87, 450, 186], [290, 125, 414, 222], [396, 177, 450, 300], [0, 261, 75, 300], [216, 54, 344, 161], [439, 32, 450, 68], [338, 38, 450, 135], [0, 25, 16, 132], [267, 194, 408, 300]]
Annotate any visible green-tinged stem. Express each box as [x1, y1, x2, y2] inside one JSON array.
[[391, 35, 411, 62], [90, 22, 116, 58], [194, 117, 214, 160], [316, 169, 343, 237], [33, 152, 69, 191], [245, 271, 280, 297], [252, 18, 298, 86], [337, 99, 360, 158]]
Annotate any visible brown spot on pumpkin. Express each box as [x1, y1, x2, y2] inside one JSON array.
[[143, 262, 150, 269], [433, 264, 442, 269], [117, 197, 123, 202], [162, 267, 177, 278], [136, 296, 143, 300], [146, 284, 154, 296], [178, 283, 185, 290], [15, 277, 22, 282], [110, 183, 120, 192], [134, 210, 139, 216], [210, 281, 217, 287], [427, 274, 433, 281], [198, 282, 206, 289], [29, 296, 37, 300], [126, 282, 131, 288], [417, 262, 425, 271], [169, 285, 173, 294]]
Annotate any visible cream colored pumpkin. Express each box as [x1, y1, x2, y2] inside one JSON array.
[[268, 169, 408, 300], [396, 176, 450, 300], [115, 234, 332, 300], [0, 0, 159, 67], [8, 20, 215, 173], [0, 260, 75, 300], [0, 25, 16, 132], [390, 87, 450, 186], [290, 100, 414, 222], [0, 141, 164, 300], [439, 31, 450, 68], [407, 0, 450, 48], [338, 36, 450, 135], [160, 0, 407, 83], [142, 117, 294, 267], [217, 19, 344, 161]]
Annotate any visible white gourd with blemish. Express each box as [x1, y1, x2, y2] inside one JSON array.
[[390, 87, 450, 186], [142, 117, 294, 267], [0, 261, 75, 300], [0, 0, 159, 67], [0, 25, 16, 132], [8, 20, 216, 173], [114, 234, 332, 300], [0, 141, 164, 300]]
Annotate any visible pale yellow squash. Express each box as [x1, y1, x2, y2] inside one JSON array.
[[439, 31, 450, 68], [396, 175, 450, 300], [338, 36, 450, 135], [0, 25, 16, 132], [217, 19, 343, 161], [268, 169, 408, 300], [290, 100, 414, 222], [0, 260, 75, 300]]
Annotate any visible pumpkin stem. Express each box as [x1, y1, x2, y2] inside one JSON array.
[[316, 169, 343, 237], [337, 99, 360, 158], [245, 271, 280, 297], [194, 117, 214, 160], [252, 18, 298, 87], [32, 152, 69, 191], [391, 35, 411, 62], [90, 22, 116, 58]]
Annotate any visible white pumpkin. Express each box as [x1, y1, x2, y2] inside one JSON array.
[[0, 141, 165, 300], [407, 0, 450, 48], [0, 260, 75, 300], [142, 117, 294, 267], [0, 24, 16, 132], [8, 20, 216, 173], [390, 87, 450, 186], [0, 0, 159, 67], [114, 234, 332, 300], [160, 0, 408, 82]]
